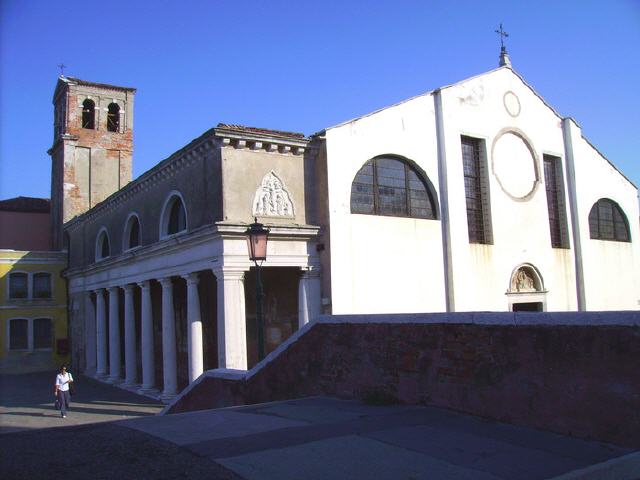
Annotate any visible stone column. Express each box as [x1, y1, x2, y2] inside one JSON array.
[[298, 266, 322, 328], [159, 277, 177, 401], [123, 284, 137, 386], [138, 280, 155, 393], [95, 289, 108, 378], [212, 267, 248, 370], [183, 272, 204, 383], [84, 291, 97, 377], [107, 286, 122, 383]]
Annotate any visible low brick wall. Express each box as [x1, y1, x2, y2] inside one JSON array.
[[166, 312, 640, 448]]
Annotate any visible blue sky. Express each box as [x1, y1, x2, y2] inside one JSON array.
[[1, 0, 639, 199]]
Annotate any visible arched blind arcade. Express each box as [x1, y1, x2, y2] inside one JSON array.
[[350, 157, 437, 219]]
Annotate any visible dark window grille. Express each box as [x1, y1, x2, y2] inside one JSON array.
[[10, 319, 28, 350], [168, 198, 187, 234], [82, 99, 95, 129], [350, 157, 436, 219], [461, 136, 488, 243], [589, 199, 630, 242], [33, 273, 52, 299], [107, 103, 120, 132], [34, 318, 52, 349], [128, 217, 140, 248], [9, 273, 28, 299], [543, 155, 568, 248]]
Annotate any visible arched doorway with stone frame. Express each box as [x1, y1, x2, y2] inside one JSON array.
[[506, 263, 547, 312]]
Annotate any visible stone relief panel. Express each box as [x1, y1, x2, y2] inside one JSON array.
[[509, 265, 543, 293], [252, 171, 295, 218]]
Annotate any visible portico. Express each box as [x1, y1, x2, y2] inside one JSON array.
[[67, 223, 321, 402]]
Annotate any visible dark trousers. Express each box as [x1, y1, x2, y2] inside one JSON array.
[[57, 390, 70, 416]]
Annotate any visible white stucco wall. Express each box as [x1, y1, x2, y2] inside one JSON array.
[[324, 94, 446, 314], [439, 68, 577, 311], [569, 126, 640, 310], [324, 67, 638, 313]]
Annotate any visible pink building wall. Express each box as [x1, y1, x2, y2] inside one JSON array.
[[0, 211, 52, 251]]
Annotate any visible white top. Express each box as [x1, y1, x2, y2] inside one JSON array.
[[56, 372, 73, 391]]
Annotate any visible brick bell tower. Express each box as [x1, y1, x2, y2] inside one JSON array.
[[49, 76, 136, 249]]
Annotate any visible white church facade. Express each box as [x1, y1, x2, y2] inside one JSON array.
[[56, 64, 639, 400], [321, 66, 639, 314]]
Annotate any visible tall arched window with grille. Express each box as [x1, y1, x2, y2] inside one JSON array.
[[350, 156, 437, 219], [107, 103, 120, 132], [588, 198, 630, 242], [82, 99, 95, 129]]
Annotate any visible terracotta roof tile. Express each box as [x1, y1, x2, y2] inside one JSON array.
[[216, 123, 306, 139], [0, 196, 51, 213]]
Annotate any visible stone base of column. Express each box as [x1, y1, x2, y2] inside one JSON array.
[[138, 386, 159, 396], [107, 376, 123, 384], [95, 372, 109, 381], [160, 392, 177, 404]]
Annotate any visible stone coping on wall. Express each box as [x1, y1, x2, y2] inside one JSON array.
[[161, 310, 639, 414]]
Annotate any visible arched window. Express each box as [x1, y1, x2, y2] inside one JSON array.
[[588, 199, 630, 242], [82, 99, 95, 129], [96, 229, 111, 260], [160, 193, 188, 237], [168, 197, 187, 234], [123, 214, 141, 250], [107, 103, 120, 132], [33, 318, 53, 349], [350, 156, 437, 219]]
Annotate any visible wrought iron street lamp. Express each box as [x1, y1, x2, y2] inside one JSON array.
[[246, 218, 269, 362]]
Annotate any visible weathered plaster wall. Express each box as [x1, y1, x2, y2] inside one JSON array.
[[568, 122, 640, 310], [166, 312, 640, 449], [66, 142, 220, 269], [440, 68, 577, 312], [324, 94, 446, 314], [222, 146, 308, 225]]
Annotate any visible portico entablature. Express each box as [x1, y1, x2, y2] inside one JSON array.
[[65, 221, 322, 294]]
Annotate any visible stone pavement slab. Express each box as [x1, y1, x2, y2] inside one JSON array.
[[218, 434, 502, 480], [0, 372, 162, 434], [121, 396, 636, 480], [120, 409, 309, 446]]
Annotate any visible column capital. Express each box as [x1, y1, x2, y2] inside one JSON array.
[[137, 279, 151, 290], [212, 267, 246, 282], [122, 284, 136, 294], [107, 286, 120, 294], [158, 277, 173, 288], [94, 288, 106, 295], [182, 272, 200, 286]]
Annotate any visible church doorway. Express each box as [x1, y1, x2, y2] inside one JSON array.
[[244, 267, 300, 369], [512, 302, 543, 312], [506, 263, 547, 312]]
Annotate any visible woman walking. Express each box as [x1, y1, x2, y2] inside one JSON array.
[[54, 365, 73, 418]]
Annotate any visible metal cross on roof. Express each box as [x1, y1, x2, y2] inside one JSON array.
[[495, 24, 509, 50], [58, 63, 67, 76]]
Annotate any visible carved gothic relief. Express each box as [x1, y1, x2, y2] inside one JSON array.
[[510, 266, 539, 293], [252, 171, 294, 217]]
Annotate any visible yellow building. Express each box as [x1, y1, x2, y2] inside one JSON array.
[[0, 250, 69, 373]]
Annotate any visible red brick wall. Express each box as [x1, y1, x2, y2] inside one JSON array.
[[168, 321, 640, 448]]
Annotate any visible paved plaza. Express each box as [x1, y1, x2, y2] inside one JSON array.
[[1, 373, 639, 479]]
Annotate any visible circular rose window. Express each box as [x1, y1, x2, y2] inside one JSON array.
[[491, 129, 539, 200]]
